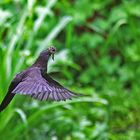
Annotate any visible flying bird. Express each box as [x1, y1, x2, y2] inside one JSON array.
[[0, 47, 81, 112]]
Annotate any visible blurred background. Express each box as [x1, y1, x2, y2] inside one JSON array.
[[0, 0, 140, 140]]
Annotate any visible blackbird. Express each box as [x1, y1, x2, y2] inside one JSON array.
[[0, 47, 81, 112]]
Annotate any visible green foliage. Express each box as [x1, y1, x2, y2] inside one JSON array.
[[0, 0, 140, 140]]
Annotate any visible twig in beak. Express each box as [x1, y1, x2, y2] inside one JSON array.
[[52, 54, 54, 60]]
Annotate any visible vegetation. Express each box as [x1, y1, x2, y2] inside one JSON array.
[[0, 0, 140, 139]]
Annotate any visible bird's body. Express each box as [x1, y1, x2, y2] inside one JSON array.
[[0, 47, 80, 112]]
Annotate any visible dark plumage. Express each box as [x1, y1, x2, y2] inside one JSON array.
[[0, 47, 81, 112]]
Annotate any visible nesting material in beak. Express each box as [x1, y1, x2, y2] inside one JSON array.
[[52, 53, 55, 60]]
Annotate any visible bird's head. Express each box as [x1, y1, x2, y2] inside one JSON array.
[[40, 46, 56, 60]]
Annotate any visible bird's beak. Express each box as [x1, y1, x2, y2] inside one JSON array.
[[52, 53, 55, 60]]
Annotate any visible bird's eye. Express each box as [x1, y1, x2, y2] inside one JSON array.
[[51, 48, 56, 52]]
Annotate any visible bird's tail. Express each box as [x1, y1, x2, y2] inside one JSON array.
[[0, 93, 15, 112]]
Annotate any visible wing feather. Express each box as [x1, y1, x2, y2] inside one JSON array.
[[12, 68, 81, 101], [41, 74, 81, 101], [45, 92, 50, 100], [58, 93, 66, 101], [62, 92, 70, 99], [41, 92, 46, 101]]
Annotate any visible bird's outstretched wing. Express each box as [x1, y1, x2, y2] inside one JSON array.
[[12, 68, 80, 101], [42, 74, 81, 101]]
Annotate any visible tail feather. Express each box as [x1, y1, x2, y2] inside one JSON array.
[[0, 93, 15, 112]]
